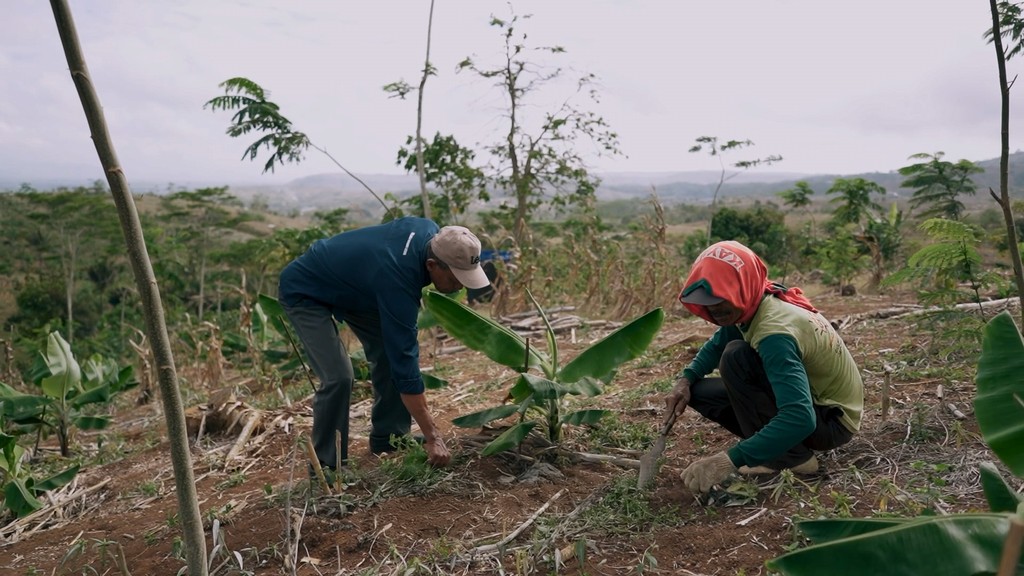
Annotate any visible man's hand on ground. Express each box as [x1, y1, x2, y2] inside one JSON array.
[[424, 437, 451, 467], [681, 451, 735, 493]]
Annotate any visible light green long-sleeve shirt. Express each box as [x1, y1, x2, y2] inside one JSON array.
[[682, 296, 863, 467]]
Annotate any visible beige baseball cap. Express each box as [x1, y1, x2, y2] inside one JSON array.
[[431, 226, 491, 289]]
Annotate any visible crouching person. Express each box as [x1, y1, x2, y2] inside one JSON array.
[[663, 241, 864, 493]]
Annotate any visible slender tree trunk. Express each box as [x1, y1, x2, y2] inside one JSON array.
[[61, 231, 77, 344], [706, 165, 726, 244], [502, 48, 530, 247], [414, 0, 436, 219], [198, 251, 206, 323], [988, 0, 1024, 327], [48, 2, 208, 574]]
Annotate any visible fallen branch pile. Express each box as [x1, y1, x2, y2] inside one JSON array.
[[831, 296, 1020, 331], [0, 478, 111, 546]]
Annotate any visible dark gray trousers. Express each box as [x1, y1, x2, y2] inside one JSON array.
[[283, 301, 411, 469], [688, 340, 853, 469]]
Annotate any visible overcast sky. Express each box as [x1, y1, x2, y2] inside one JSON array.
[[0, 1, 1010, 188]]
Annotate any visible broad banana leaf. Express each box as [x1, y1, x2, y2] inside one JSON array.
[[526, 289, 560, 372], [509, 374, 604, 403], [767, 513, 1020, 575], [33, 464, 79, 492], [0, 430, 14, 452], [509, 373, 567, 402], [558, 308, 664, 384], [71, 383, 112, 408], [417, 288, 439, 330], [975, 311, 1024, 476], [257, 293, 293, 339], [251, 295, 272, 346], [81, 356, 110, 385], [40, 332, 82, 400], [451, 405, 520, 428], [422, 373, 448, 390], [71, 370, 137, 407], [0, 440, 23, 476], [979, 461, 1023, 513], [560, 409, 608, 426], [73, 415, 111, 430], [562, 377, 605, 397], [795, 517, 910, 544], [481, 422, 537, 456], [3, 479, 42, 518], [0, 384, 50, 422], [424, 291, 547, 371]]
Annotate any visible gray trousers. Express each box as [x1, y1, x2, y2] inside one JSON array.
[[283, 301, 411, 468], [688, 340, 853, 469]]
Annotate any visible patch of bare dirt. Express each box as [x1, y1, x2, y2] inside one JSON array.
[[0, 289, 1006, 575]]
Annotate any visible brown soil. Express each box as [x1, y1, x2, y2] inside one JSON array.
[[0, 290, 1001, 576]]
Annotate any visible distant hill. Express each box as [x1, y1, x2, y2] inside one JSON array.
[[7, 152, 1024, 214], [220, 169, 836, 212]]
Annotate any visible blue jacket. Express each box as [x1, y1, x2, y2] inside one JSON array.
[[278, 217, 439, 394]]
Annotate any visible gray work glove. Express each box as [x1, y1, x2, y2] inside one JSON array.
[[681, 451, 736, 493]]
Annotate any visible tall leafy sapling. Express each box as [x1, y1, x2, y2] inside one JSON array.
[[689, 136, 782, 243], [898, 152, 982, 221], [986, 0, 1024, 326], [205, 77, 392, 217], [456, 7, 622, 248], [382, 0, 438, 219]]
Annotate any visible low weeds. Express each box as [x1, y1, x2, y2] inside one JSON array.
[[610, 376, 675, 405], [203, 518, 255, 576], [579, 474, 680, 536], [581, 412, 654, 453], [55, 536, 132, 576], [375, 436, 451, 489]]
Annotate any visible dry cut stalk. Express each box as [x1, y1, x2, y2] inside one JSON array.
[[997, 515, 1024, 576], [567, 451, 640, 469], [466, 488, 566, 555], [0, 478, 111, 542], [881, 365, 893, 422], [224, 411, 262, 463], [304, 436, 332, 495], [945, 403, 967, 420]]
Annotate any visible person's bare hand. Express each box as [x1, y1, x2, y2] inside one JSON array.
[[424, 436, 451, 467], [663, 377, 692, 426]]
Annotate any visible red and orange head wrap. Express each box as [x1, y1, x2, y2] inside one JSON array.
[[678, 241, 816, 325]]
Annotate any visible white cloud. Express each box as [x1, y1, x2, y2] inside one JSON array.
[[0, 0, 1015, 187]]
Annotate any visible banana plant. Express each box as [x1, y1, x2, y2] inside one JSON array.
[[766, 310, 1024, 575], [424, 290, 664, 456], [0, 331, 137, 457], [0, 411, 79, 518]]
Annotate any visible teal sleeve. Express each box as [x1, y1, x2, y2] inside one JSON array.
[[727, 333, 816, 467], [681, 326, 741, 383]]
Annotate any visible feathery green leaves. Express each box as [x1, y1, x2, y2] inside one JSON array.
[[204, 77, 310, 173]]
